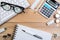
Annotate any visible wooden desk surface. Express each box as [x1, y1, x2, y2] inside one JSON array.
[[0, 0, 60, 40]]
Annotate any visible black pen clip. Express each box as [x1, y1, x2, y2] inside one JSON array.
[[33, 35, 43, 40]]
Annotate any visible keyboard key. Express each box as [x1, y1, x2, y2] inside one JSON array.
[[0, 0, 30, 25]]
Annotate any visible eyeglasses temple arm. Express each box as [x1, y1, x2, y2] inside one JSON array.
[[0, 2, 1, 7]]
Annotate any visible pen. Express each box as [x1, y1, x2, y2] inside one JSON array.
[[22, 29, 43, 40]]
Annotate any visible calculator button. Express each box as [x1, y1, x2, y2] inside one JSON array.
[[40, 4, 55, 18]]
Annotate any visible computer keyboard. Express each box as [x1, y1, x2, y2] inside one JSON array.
[[0, 7, 17, 25], [1, 0, 30, 8], [0, 0, 30, 25]]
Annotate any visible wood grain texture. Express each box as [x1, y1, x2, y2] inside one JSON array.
[[0, 22, 60, 40], [0, 0, 60, 40]]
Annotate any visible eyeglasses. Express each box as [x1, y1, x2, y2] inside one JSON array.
[[0, 2, 25, 13]]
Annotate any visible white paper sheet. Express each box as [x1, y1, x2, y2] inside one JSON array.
[[14, 28, 42, 40], [13, 24, 52, 40]]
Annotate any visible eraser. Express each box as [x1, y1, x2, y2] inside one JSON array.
[[47, 20, 55, 26]]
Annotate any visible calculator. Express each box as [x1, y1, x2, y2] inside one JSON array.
[[39, 0, 59, 18]]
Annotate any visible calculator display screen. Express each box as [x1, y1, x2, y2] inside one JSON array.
[[47, 0, 59, 9], [51, 0, 56, 3]]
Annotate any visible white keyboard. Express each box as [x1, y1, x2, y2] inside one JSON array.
[[0, 7, 17, 25], [0, 0, 30, 25], [1, 0, 30, 8]]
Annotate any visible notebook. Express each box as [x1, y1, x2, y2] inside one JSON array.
[[13, 24, 52, 40]]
